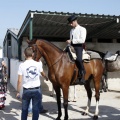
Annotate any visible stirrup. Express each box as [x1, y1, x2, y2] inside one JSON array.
[[79, 79, 86, 85], [73, 78, 86, 85]]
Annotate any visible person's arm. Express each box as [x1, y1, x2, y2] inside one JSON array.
[[66, 29, 72, 44], [16, 75, 22, 98], [39, 60, 48, 81], [41, 71, 48, 81]]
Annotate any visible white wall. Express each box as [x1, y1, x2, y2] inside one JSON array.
[[10, 59, 23, 95]]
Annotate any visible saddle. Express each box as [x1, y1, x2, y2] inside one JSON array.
[[64, 45, 90, 62], [64, 45, 102, 63], [104, 51, 119, 61]]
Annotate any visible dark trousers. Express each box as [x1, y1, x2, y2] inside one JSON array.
[[28, 86, 44, 113], [21, 87, 41, 120], [72, 44, 85, 73]]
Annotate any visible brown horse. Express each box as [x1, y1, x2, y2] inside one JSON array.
[[27, 39, 104, 120]]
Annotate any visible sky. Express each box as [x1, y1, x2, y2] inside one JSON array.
[[0, 0, 120, 47]]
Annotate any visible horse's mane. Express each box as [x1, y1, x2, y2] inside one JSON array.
[[38, 39, 63, 53]]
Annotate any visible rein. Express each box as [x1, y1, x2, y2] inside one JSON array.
[[33, 44, 64, 68], [49, 53, 64, 68]]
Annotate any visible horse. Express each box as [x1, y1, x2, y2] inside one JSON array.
[[27, 39, 104, 120]]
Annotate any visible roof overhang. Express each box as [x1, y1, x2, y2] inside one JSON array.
[[18, 10, 120, 41], [3, 28, 19, 46]]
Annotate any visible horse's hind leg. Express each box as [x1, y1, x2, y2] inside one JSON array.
[[82, 80, 92, 115], [101, 72, 108, 92], [104, 72, 108, 92], [93, 76, 101, 120], [54, 86, 62, 120]]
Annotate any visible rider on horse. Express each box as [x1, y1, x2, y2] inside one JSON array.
[[66, 15, 87, 85]]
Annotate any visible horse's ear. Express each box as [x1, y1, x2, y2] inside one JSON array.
[[26, 38, 37, 45]]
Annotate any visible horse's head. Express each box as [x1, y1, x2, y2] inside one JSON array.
[[27, 39, 42, 61]]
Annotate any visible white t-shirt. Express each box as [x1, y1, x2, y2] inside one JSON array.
[[18, 59, 43, 88], [70, 25, 87, 44]]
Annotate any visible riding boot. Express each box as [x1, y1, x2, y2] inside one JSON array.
[[79, 71, 86, 85], [73, 71, 86, 85]]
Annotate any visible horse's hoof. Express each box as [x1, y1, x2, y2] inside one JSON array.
[[93, 115, 98, 120], [100, 90, 103, 93], [64, 117, 68, 120], [104, 89, 108, 92], [81, 112, 88, 116]]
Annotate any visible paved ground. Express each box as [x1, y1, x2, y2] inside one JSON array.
[[0, 82, 120, 120]]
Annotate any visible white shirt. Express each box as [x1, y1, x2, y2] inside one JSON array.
[[18, 59, 43, 88], [70, 25, 87, 44]]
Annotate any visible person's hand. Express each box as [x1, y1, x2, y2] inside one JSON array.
[[66, 40, 71, 44], [44, 76, 48, 81], [16, 92, 20, 99]]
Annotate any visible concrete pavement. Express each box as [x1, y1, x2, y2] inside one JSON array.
[[0, 82, 120, 120]]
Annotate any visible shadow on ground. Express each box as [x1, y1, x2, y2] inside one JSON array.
[[40, 100, 120, 120]]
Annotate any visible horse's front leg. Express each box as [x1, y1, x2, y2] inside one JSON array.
[[54, 86, 62, 120], [62, 86, 69, 120]]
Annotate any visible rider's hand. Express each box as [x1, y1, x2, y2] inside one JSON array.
[[66, 40, 71, 44]]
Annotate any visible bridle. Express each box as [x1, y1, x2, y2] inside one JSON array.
[[29, 43, 64, 68]]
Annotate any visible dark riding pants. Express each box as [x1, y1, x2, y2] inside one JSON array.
[[72, 44, 85, 73]]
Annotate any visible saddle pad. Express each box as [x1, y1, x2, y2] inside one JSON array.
[[82, 49, 90, 62], [69, 47, 90, 61], [87, 50, 102, 59]]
